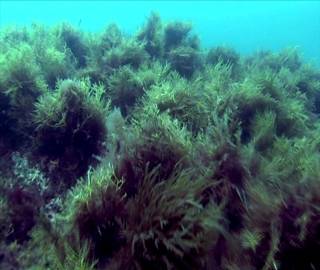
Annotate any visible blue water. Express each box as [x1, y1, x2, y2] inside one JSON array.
[[0, 1, 319, 65]]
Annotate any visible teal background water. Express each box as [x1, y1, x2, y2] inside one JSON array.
[[0, 1, 319, 65]]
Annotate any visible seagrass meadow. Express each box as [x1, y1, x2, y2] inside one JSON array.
[[0, 11, 320, 270]]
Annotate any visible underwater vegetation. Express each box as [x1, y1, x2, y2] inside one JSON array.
[[32, 79, 108, 192], [0, 12, 320, 270]]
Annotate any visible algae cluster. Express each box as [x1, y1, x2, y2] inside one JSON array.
[[0, 13, 320, 270]]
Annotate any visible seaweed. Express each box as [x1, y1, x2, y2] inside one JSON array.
[[0, 43, 47, 151], [164, 21, 192, 51], [6, 186, 41, 244], [137, 12, 163, 59], [100, 24, 123, 52], [168, 45, 201, 78], [102, 40, 148, 70], [116, 106, 192, 197], [58, 23, 89, 68], [206, 46, 240, 78], [120, 169, 222, 270], [63, 166, 126, 268], [32, 79, 108, 190], [0, 12, 319, 270], [144, 71, 218, 134], [107, 66, 145, 116]]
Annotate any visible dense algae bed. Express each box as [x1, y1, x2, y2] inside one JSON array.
[[0, 12, 320, 270]]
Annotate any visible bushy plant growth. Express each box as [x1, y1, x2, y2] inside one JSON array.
[[32, 79, 108, 190], [0, 12, 320, 270]]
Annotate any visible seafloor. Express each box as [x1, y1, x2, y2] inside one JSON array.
[[0, 12, 319, 270]]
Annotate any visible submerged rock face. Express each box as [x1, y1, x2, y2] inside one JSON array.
[[0, 12, 319, 270]]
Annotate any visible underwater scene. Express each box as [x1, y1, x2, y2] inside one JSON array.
[[0, 1, 320, 269]]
